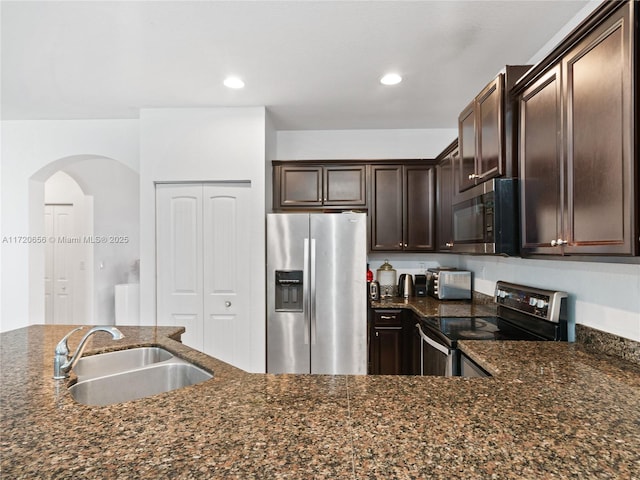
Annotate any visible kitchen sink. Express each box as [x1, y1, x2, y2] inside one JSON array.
[[69, 359, 213, 406], [74, 347, 174, 380]]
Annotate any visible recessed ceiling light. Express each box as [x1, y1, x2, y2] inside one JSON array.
[[380, 73, 402, 86], [224, 76, 245, 89]]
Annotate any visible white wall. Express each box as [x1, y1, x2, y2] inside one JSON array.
[[0, 119, 139, 332], [139, 107, 267, 373], [456, 256, 640, 342], [277, 128, 457, 160]]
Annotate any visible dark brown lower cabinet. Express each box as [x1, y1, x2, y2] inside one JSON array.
[[369, 308, 416, 375], [370, 309, 402, 374]]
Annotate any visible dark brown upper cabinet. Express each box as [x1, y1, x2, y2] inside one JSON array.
[[458, 66, 531, 192], [520, 66, 563, 253], [435, 140, 458, 252], [274, 164, 367, 209], [370, 164, 435, 252], [518, 0, 637, 256]]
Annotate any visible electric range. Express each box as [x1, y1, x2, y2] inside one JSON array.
[[415, 281, 570, 376]]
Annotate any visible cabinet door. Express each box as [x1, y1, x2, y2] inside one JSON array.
[[404, 166, 435, 251], [476, 74, 504, 181], [563, 5, 633, 255], [372, 327, 402, 374], [279, 166, 323, 207], [520, 66, 563, 254], [370, 310, 403, 375], [370, 165, 403, 250], [458, 101, 477, 191], [437, 148, 456, 251], [323, 165, 367, 206]]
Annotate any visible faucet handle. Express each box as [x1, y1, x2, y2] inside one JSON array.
[[54, 326, 84, 356]]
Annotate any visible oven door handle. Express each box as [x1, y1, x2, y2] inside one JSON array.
[[416, 323, 451, 356]]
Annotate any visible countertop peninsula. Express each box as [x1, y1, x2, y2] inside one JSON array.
[[2, 324, 639, 479]]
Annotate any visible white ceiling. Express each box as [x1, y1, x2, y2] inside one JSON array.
[[1, 0, 591, 130]]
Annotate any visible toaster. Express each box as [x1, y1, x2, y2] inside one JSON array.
[[426, 268, 472, 300]]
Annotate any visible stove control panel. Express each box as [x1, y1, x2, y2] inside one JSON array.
[[495, 281, 567, 323]]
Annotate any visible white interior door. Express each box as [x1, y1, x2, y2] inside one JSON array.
[[44, 204, 75, 324], [202, 183, 251, 367], [156, 185, 204, 351]]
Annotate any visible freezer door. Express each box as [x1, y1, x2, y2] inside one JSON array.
[[267, 214, 311, 374], [310, 213, 367, 374]]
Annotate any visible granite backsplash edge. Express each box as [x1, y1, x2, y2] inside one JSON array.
[[576, 324, 640, 366]]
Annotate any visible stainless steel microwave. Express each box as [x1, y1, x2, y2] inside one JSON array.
[[451, 178, 519, 255]]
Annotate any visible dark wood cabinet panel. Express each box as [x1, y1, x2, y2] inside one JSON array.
[[564, 9, 632, 254], [370, 166, 403, 251], [323, 166, 367, 206], [369, 309, 417, 375], [458, 102, 477, 191], [274, 164, 367, 209], [371, 164, 436, 252], [369, 309, 403, 375], [372, 327, 402, 374], [458, 66, 529, 193], [477, 75, 504, 181], [519, 1, 637, 256], [279, 166, 323, 207], [520, 66, 563, 253], [404, 166, 435, 250], [436, 140, 458, 251]]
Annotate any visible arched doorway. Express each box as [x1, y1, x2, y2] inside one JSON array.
[[30, 155, 139, 325], [44, 171, 93, 324]]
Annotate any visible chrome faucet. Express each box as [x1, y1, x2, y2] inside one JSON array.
[[53, 326, 124, 379]]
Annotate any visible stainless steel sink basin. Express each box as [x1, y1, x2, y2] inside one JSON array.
[[74, 347, 174, 380], [69, 360, 212, 406]]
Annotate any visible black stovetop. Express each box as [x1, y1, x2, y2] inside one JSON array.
[[421, 316, 547, 346]]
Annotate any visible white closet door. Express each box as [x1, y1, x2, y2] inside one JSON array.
[[44, 204, 75, 324], [156, 185, 204, 351], [202, 183, 251, 367]]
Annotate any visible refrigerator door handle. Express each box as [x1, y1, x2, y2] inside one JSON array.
[[303, 238, 310, 345], [310, 238, 317, 345]]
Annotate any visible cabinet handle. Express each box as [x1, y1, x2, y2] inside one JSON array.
[[468, 173, 480, 180], [398, 242, 403, 247], [380, 315, 395, 320], [550, 238, 568, 246], [445, 242, 454, 248], [404, 243, 407, 248], [376, 331, 379, 337]]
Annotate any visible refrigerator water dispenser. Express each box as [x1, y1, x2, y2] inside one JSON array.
[[275, 270, 303, 311]]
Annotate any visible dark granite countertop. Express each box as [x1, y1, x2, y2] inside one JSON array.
[[371, 293, 497, 318], [2, 324, 640, 479]]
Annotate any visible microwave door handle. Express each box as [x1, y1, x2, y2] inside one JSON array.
[[416, 323, 450, 356]]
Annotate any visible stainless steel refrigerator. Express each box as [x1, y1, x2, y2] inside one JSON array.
[[267, 212, 367, 374]]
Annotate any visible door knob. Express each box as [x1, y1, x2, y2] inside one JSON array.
[[225, 301, 232, 308]]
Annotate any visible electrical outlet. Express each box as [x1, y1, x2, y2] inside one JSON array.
[[419, 262, 426, 272]]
